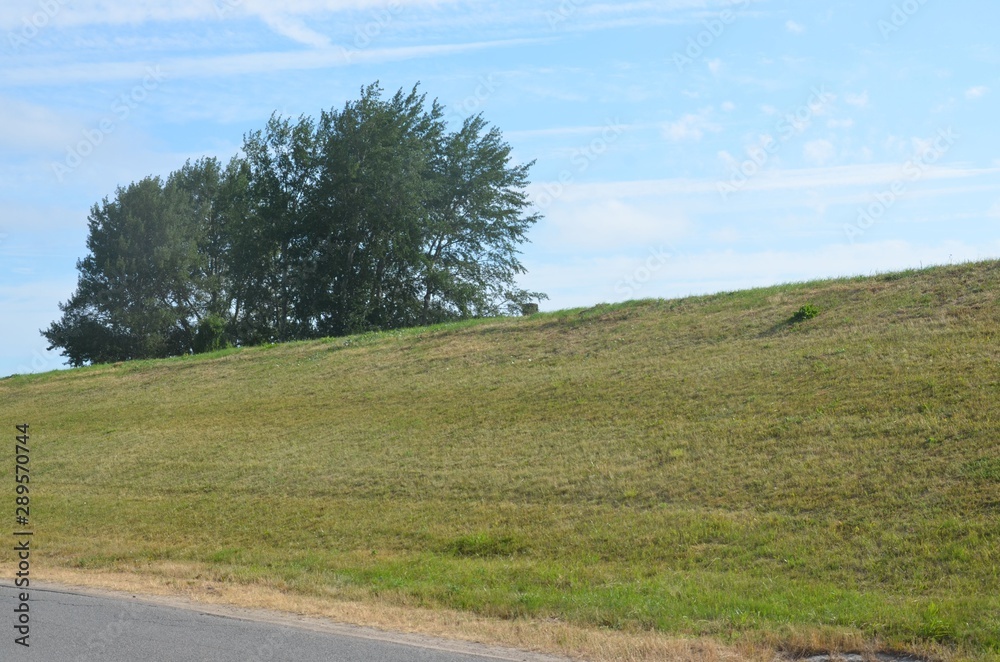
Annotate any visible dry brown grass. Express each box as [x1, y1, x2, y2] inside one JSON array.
[[4, 561, 786, 662]]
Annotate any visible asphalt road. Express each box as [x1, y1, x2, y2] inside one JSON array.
[[0, 583, 567, 662]]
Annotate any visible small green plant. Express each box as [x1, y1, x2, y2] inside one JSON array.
[[791, 304, 820, 323]]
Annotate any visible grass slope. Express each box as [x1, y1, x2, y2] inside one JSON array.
[[3, 261, 1000, 659]]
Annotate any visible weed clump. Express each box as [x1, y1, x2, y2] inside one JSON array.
[[791, 304, 821, 323]]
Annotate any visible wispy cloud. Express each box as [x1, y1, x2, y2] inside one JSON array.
[[662, 110, 720, 142], [965, 85, 989, 100], [785, 20, 805, 34], [256, 11, 332, 48], [0, 97, 81, 151], [845, 92, 869, 108], [526, 239, 1000, 311], [545, 164, 1000, 202], [0, 0, 454, 30], [543, 198, 689, 250], [803, 139, 836, 166], [0, 38, 543, 85]]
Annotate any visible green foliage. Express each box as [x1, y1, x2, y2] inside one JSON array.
[[43, 83, 544, 366], [41, 172, 214, 366], [193, 314, 229, 354], [791, 303, 821, 323]]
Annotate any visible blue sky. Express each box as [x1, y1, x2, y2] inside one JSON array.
[[1, 0, 998, 376]]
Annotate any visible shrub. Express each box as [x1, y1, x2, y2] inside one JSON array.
[[193, 314, 229, 354], [791, 304, 820, 323]]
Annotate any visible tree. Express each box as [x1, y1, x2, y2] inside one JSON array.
[[421, 114, 545, 323], [231, 114, 318, 343], [305, 84, 444, 336], [43, 175, 208, 365], [43, 82, 545, 367]]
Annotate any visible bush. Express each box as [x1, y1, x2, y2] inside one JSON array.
[[193, 315, 229, 354], [791, 304, 820, 323]]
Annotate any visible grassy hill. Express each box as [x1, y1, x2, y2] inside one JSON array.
[[3, 260, 999, 660]]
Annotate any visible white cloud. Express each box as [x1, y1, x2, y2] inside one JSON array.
[[965, 86, 989, 100], [0, 0, 454, 30], [662, 111, 719, 142], [0, 98, 80, 152], [845, 92, 869, 108], [0, 38, 540, 85], [662, 241, 995, 296], [989, 202, 1000, 218], [545, 164, 1000, 203], [542, 198, 688, 250], [717, 150, 738, 169], [785, 20, 805, 34], [256, 11, 332, 48], [0, 278, 77, 377], [707, 59, 723, 75], [721, 101, 736, 112], [931, 98, 957, 114], [526, 239, 1000, 311], [827, 119, 854, 129], [803, 139, 836, 165], [710, 227, 741, 243]]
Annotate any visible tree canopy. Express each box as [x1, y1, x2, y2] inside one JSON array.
[[43, 83, 545, 367]]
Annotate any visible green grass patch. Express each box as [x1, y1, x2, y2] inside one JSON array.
[[4, 260, 1000, 658]]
